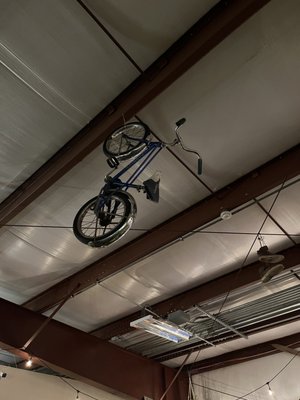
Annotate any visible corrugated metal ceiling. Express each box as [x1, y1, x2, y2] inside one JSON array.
[[110, 267, 300, 359]]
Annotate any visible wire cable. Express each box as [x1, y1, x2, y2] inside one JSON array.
[[191, 350, 299, 400], [1, 223, 299, 237], [234, 350, 299, 399], [75, 0, 143, 74], [211, 178, 287, 327], [192, 381, 249, 399]]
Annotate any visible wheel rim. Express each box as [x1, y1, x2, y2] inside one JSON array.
[[77, 195, 129, 241], [106, 123, 146, 156]]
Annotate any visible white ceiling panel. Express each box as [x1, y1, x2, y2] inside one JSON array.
[[44, 283, 138, 332], [138, 0, 300, 191], [0, 137, 206, 303], [0, 0, 140, 201], [0, 63, 80, 202], [84, 0, 219, 69], [0, 0, 139, 117], [45, 200, 291, 331]]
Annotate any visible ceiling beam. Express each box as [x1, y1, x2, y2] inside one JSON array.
[[23, 145, 300, 313], [0, 0, 270, 226], [0, 297, 188, 400], [187, 331, 300, 374], [91, 245, 299, 340]]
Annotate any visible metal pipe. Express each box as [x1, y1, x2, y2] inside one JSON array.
[[159, 352, 191, 400], [22, 284, 80, 350], [193, 333, 215, 347], [195, 305, 247, 339]]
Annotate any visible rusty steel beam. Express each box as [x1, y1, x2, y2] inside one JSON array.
[[23, 145, 300, 313], [92, 245, 299, 340], [0, 0, 270, 226], [0, 297, 188, 400], [188, 331, 300, 374]]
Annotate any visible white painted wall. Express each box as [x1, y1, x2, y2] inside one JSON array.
[[0, 365, 126, 400], [192, 349, 300, 400]]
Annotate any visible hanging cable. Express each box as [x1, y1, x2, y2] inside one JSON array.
[[192, 382, 249, 399], [1, 223, 299, 238], [211, 178, 288, 328], [234, 351, 299, 400]]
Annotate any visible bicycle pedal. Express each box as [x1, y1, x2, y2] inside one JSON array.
[[107, 157, 119, 168]]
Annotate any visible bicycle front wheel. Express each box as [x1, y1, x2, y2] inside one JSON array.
[[103, 122, 150, 161], [73, 191, 137, 247]]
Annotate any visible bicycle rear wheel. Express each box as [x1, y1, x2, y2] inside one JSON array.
[[73, 191, 136, 247], [103, 122, 149, 161]]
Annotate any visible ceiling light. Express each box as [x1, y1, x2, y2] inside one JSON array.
[[220, 210, 232, 220], [130, 315, 192, 343], [25, 357, 32, 368], [267, 382, 273, 396]]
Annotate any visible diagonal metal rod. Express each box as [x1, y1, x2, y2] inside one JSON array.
[[159, 352, 191, 400], [254, 198, 297, 245], [195, 305, 247, 339], [193, 332, 215, 347], [22, 284, 80, 351], [76, 0, 143, 74]]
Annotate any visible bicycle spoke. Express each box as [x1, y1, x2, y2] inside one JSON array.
[[77, 192, 130, 242], [118, 135, 124, 155], [81, 222, 120, 230]]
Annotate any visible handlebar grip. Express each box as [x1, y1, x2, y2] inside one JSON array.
[[175, 118, 186, 127], [198, 158, 202, 175]]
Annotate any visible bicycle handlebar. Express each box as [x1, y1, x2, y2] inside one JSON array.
[[174, 119, 202, 174]]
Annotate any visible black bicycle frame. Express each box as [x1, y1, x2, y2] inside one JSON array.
[[93, 139, 163, 217], [104, 140, 163, 192]]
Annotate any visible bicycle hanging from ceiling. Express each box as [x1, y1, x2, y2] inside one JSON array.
[[73, 118, 202, 247]]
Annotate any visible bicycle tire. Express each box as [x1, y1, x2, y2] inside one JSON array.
[[73, 191, 137, 247], [103, 122, 150, 161]]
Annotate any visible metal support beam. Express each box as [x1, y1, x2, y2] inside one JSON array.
[[0, 297, 188, 400], [23, 146, 300, 314], [187, 332, 300, 374], [194, 306, 247, 339], [0, 0, 270, 226]]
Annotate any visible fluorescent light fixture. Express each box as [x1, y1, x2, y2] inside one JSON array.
[[130, 315, 192, 343]]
